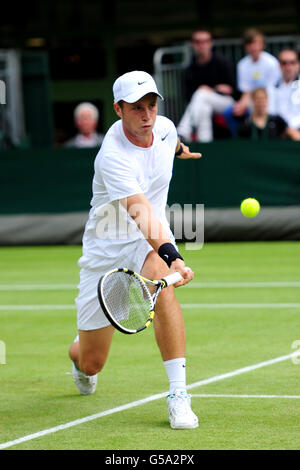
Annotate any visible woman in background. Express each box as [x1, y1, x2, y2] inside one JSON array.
[[237, 87, 300, 140]]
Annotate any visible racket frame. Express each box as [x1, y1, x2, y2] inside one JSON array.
[[97, 268, 181, 334]]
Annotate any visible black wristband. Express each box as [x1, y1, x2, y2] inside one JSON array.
[[175, 144, 183, 157], [158, 242, 184, 268]]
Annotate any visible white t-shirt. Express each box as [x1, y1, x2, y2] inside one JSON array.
[[267, 78, 300, 129], [78, 115, 178, 270], [237, 51, 281, 93]]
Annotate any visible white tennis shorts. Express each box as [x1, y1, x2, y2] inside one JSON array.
[[76, 238, 153, 331]]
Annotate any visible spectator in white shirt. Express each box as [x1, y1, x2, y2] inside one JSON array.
[[224, 28, 282, 136], [268, 48, 300, 137]]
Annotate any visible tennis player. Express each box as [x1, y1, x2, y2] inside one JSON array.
[[68, 71, 201, 429]]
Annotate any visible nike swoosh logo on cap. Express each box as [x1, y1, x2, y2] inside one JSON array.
[[138, 81, 147, 85]]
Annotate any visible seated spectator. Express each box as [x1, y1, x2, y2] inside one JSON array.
[[177, 28, 235, 142], [268, 48, 300, 137], [238, 88, 300, 140], [64, 102, 104, 148], [224, 28, 282, 136]]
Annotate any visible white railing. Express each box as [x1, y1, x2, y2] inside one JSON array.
[[154, 35, 300, 125], [0, 50, 25, 147]]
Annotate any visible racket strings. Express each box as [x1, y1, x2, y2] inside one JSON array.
[[102, 272, 154, 331]]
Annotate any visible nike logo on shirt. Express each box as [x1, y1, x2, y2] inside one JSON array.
[[161, 132, 170, 141]]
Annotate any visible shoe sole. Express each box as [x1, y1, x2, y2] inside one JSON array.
[[170, 420, 199, 430]]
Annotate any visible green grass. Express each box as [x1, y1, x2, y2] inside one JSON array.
[[1, 242, 300, 450]]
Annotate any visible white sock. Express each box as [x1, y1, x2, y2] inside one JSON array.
[[164, 357, 186, 394]]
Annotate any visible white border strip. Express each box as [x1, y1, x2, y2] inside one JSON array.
[[1, 350, 299, 450]]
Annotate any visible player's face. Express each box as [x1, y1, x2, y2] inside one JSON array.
[[115, 94, 158, 147], [279, 51, 300, 82]]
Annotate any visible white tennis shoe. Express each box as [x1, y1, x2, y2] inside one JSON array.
[[72, 363, 98, 395], [167, 389, 198, 429]]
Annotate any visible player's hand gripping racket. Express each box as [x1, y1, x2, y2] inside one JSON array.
[[97, 268, 183, 334]]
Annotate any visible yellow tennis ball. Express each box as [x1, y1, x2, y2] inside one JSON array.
[[240, 198, 260, 217]]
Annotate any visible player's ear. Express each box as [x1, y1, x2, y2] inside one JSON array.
[[113, 102, 122, 118]]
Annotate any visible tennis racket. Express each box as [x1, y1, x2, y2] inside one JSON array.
[[97, 268, 183, 334]]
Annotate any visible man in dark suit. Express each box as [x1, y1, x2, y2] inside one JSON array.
[[177, 28, 235, 142]]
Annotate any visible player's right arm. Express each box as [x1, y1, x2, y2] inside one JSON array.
[[120, 193, 193, 286]]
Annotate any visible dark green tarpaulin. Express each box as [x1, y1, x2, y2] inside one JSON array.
[[1, 140, 300, 215]]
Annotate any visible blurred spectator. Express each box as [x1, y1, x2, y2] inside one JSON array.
[[237, 88, 300, 140], [268, 48, 300, 133], [64, 102, 104, 148], [224, 28, 281, 135], [177, 28, 235, 142]]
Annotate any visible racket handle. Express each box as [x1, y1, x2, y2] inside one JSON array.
[[162, 271, 183, 287]]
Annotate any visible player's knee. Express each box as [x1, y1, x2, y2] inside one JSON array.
[[68, 342, 77, 360], [80, 358, 105, 376]]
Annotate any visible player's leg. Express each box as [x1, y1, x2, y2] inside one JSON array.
[[141, 250, 185, 371], [154, 280, 186, 362], [69, 326, 115, 375], [140, 250, 198, 429], [69, 326, 114, 395], [69, 266, 116, 394]]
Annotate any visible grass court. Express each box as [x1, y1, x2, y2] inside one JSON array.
[[1, 241, 300, 450]]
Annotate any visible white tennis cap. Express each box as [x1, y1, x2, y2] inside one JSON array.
[[113, 71, 163, 103]]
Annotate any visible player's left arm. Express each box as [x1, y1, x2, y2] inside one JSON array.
[[175, 137, 202, 160]]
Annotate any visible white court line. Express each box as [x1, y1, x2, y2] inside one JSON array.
[[183, 303, 300, 309], [187, 281, 300, 289], [0, 350, 300, 450], [1, 303, 300, 311], [191, 394, 300, 399], [1, 281, 300, 290], [0, 305, 76, 311], [0, 284, 77, 291]]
